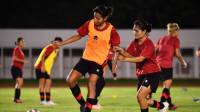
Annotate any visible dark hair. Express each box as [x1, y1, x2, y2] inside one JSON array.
[[133, 19, 152, 33], [54, 37, 63, 42], [93, 5, 113, 18], [15, 37, 24, 45]]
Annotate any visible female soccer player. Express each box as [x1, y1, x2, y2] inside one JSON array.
[[11, 37, 28, 103], [34, 37, 63, 106], [115, 20, 168, 112], [156, 23, 187, 110], [58, 5, 120, 112]]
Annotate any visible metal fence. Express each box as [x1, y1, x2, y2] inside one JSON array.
[[0, 47, 199, 79]]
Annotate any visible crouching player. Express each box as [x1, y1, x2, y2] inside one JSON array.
[[34, 37, 63, 105]]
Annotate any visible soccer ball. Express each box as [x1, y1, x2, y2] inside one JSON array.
[[26, 109, 40, 112]]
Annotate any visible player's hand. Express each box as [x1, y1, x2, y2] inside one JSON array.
[[114, 46, 125, 54], [113, 73, 117, 80], [41, 66, 46, 73], [23, 60, 29, 64], [117, 55, 125, 61], [182, 61, 187, 68]]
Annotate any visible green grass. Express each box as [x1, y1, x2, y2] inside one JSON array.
[[0, 87, 200, 112]]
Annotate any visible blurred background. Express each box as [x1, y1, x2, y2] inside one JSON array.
[[0, 0, 200, 79]]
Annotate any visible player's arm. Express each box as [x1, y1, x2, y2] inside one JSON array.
[[41, 46, 54, 73], [118, 54, 146, 63], [175, 48, 187, 68], [13, 56, 28, 63], [114, 46, 134, 58], [40, 52, 46, 73], [59, 34, 82, 46], [59, 21, 89, 47]]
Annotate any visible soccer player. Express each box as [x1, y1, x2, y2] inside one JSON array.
[[156, 23, 187, 110], [11, 37, 28, 103], [34, 37, 63, 105], [58, 5, 120, 112], [115, 20, 168, 112]]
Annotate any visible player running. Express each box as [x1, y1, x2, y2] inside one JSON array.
[[57, 5, 120, 112], [156, 23, 187, 110], [115, 19, 169, 112]]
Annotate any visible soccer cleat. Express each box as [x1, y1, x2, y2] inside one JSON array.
[[193, 98, 200, 103], [159, 102, 169, 112], [40, 101, 46, 105], [113, 76, 117, 80], [169, 104, 177, 110], [14, 99, 22, 103], [80, 105, 85, 112], [45, 101, 56, 106], [92, 103, 102, 110]]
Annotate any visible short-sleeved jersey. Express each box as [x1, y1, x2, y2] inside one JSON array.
[[156, 35, 180, 68], [34, 44, 58, 75], [127, 37, 160, 77], [11, 46, 25, 69]]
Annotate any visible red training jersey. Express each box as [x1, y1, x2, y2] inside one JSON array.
[[156, 35, 180, 68], [11, 46, 25, 69], [35, 45, 55, 69], [127, 37, 160, 77]]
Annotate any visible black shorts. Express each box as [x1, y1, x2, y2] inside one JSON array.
[[160, 68, 173, 81], [137, 72, 160, 93], [11, 66, 23, 80], [73, 58, 103, 77], [35, 69, 50, 79]]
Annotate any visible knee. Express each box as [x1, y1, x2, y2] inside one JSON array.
[[66, 78, 72, 84], [66, 78, 76, 88], [137, 93, 144, 103], [19, 80, 23, 87]]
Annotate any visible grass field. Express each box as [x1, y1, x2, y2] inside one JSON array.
[[0, 87, 200, 112]]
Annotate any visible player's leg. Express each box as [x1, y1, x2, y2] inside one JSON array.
[[67, 58, 90, 110], [137, 85, 151, 112], [137, 73, 169, 112], [36, 69, 46, 104], [160, 68, 176, 110], [11, 66, 23, 103], [95, 76, 105, 98], [67, 70, 85, 108], [45, 78, 56, 105], [45, 79, 51, 102], [14, 77, 23, 103], [39, 78, 46, 104], [92, 76, 105, 110], [85, 74, 99, 112]]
